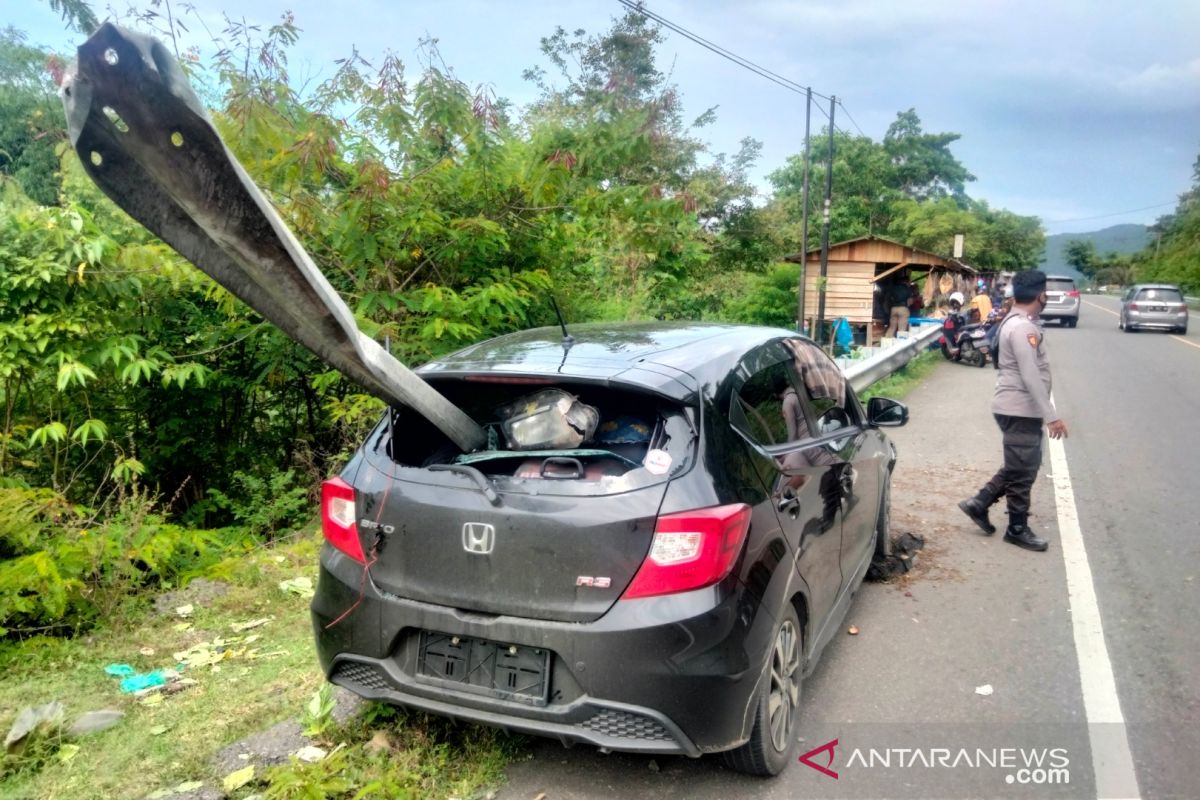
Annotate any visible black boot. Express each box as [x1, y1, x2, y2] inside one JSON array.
[[1004, 524, 1049, 552], [958, 497, 995, 535]]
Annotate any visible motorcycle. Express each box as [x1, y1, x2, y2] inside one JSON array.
[[939, 311, 992, 367]]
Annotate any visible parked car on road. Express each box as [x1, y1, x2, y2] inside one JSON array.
[[1120, 284, 1189, 334], [1042, 275, 1081, 326], [312, 322, 907, 776]]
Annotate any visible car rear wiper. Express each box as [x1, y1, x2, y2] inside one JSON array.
[[428, 464, 501, 506]]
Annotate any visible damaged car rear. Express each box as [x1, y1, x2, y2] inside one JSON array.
[[312, 321, 907, 776]]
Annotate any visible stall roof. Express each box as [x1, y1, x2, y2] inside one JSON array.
[[784, 235, 978, 275]]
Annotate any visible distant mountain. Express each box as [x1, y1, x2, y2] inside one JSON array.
[[1040, 223, 1150, 279]]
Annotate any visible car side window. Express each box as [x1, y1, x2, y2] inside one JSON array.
[[731, 361, 802, 447], [782, 338, 860, 431]]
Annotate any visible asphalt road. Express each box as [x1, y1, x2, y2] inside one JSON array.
[[496, 298, 1199, 800]]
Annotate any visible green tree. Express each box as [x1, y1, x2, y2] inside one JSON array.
[[40, 0, 99, 34], [1064, 240, 1098, 277], [0, 28, 67, 205], [1138, 147, 1200, 291], [883, 109, 976, 201]]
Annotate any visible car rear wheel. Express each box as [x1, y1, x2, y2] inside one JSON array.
[[1177, 325, 1188, 335], [875, 475, 892, 558], [722, 604, 803, 776], [1067, 318, 1078, 328]]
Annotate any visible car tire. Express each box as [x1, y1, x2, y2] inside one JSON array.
[[1178, 325, 1188, 335], [875, 474, 892, 558], [1067, 318, 1078, 328], [722, 603, 803, 777]]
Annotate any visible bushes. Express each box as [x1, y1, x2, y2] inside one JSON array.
[[0, 486, 254, 635]]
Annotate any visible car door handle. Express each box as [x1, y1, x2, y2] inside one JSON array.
[[778, 495, 801, 518]]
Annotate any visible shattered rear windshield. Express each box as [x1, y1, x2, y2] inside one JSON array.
[[367, 379, 697, 497]]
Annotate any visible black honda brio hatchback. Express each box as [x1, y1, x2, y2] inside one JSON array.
[[312, 321, 907, 775]]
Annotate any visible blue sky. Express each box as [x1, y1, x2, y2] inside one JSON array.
[[11, 0, 1200, 235]]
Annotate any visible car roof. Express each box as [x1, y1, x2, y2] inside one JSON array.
[[1044, 275, 1077, 281], [1130, 283, 1182, 290], [418, 321, 800, 401]]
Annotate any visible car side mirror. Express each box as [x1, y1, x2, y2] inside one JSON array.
[[867, 397, 908, 428]]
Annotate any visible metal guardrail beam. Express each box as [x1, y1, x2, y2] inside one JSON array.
[[843, 324, 943, 393]]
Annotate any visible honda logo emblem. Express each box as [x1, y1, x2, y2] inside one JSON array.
[[462, 522, 495, 554]]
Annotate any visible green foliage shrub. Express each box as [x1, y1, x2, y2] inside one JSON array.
[[0, 486, 250, 635], [202, 469, 311, 537]]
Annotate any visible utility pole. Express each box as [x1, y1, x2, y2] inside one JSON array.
[[815, 95, 836, 345], [796, 88, 812, 335]]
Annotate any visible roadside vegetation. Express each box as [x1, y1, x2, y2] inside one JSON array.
[[2, 0, 1159, 795], [0, 527, 519, 799], [1062, 154, 1200, 293]]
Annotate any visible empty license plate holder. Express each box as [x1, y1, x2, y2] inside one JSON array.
[[417, 630, 550, 705]]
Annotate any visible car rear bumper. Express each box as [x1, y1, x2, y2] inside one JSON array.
[[1127, 311, 1187, 328], [1041, 304, 1079, 320], [311, 545, 772, 756]]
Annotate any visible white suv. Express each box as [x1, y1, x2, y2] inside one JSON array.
[[1042, 275, 1081, 327]]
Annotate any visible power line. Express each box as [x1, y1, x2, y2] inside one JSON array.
[[1044, 201, 1178, 224], [617, 0, 829, 101], [837, 99, 867, 138], [617, 1, 857, 135]]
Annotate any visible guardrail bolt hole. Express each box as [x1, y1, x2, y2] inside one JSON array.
[[90, 151, 103, 166], [102, 106, 129, 133], [170, 131, 184, 147], [103, 48, 119, 66]]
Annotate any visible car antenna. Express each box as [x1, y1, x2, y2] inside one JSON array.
[[549, 295, 574, 350]]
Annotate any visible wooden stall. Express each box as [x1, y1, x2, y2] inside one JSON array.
[[784, 236, 978, 345]]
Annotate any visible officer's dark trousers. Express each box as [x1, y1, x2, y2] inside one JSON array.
[[977, 414, 1044, 526]]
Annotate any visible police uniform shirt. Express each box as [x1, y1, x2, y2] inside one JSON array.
[[991, 309, 1059, 423]]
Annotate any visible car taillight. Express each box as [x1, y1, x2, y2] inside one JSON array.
[[1128, 302, 1140, 311], [622, 504, 752, 599], [322, 477, 365, 563], [1067, 290, 1080, 298]]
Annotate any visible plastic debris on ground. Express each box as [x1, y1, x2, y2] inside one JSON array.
[[104, 663, 136, 677], [67, 709, 125, 736], [278, 576, 314, 599], [4, 701, 65, 751], [975, 684, 994, 696], [175, 603, 194, 618], [866, 532, 926, 581], [119, 669, 170, 693]]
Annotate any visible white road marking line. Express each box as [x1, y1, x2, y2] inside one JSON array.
[[1169, 335, 1200, 350], [1082, 300, 1118, 317], [1047, 425, 1141, 799]]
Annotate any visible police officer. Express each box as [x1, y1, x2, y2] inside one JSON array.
[[958, 270, 1069, 551]]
